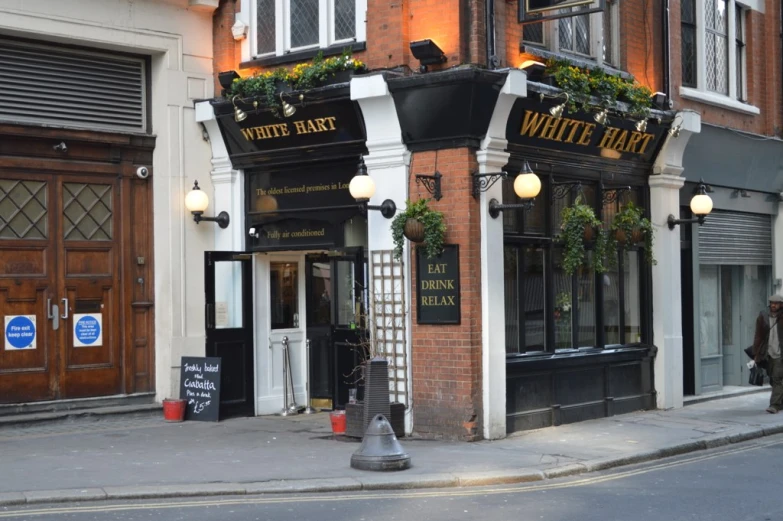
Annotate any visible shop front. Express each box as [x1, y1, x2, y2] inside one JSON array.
[[679, 124, 783, 396], [198, 79, 410, 418], [499, 89, 668, 432]]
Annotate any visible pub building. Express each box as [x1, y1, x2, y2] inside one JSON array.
[[195, 62, 682, 439]]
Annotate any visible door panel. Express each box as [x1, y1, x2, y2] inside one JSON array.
[[57, 178, 121, 399], [205, 252, 254, 418]]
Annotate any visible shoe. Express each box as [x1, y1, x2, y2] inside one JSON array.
[[766, 406, 779, 414]]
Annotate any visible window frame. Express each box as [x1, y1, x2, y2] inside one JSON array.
[[679, 0, 757, 114], [243, 0, 367, 60]]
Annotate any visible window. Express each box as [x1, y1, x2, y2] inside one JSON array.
[[503, 173, 648, 355], [521, 1, 618, 67], [680, 0, 752, 110], [252, 0, 366, 58]]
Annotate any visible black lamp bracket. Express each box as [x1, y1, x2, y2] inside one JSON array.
[[488, 198, 534, 219], [667, 214, 706, 230], [360, 199, 397, 219], [192, 211, 230, 229], [551, 181, 582, 201], [472, 171, 508, 200], [415, 171, 443, 201], [601, 185, 631, 205]]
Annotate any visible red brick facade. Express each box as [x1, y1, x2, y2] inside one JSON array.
[[408, 149, 483, 440]]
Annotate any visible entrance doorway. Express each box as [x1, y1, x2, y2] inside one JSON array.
[[0, 174, 122, 402], [204, 251, 255, 418], [305, 249, 367, 410]]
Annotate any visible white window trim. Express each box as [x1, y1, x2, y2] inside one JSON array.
[[689, 0, 752, 108], [541, 1, 615, 67], [679, 85, 760, 114], [239, 0, 367, 62]]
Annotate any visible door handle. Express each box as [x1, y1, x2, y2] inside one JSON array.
[[47, 299, 54, 319], [60, 298, 68, 320], [46, 299, 60, 330]]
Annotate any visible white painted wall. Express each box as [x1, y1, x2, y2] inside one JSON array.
[[0, 0, 218, 401]]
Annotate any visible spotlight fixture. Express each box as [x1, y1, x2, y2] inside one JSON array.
[[594, 108, 609, 126], [409, 39, 446, 72], [218, 70, 241, 92], [668, 115, 684, 138], [520, 59, 546, 81], [635, 119, 648, 133], [549, 93, 569, 119], [280, 93, 296, 117], [232, 95, 247, 123], [650, 91, 669, 110]]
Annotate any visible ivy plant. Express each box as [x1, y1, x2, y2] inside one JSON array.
[[558, 196, 608, 275], [608, 201, 656, 266], [390, 198, 446, 261]]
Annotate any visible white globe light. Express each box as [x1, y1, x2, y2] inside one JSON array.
[[185, 183, 209, 213], [690, 193, 713, 216], [514, 173, 542, 199], [349, 174, 376, 201]]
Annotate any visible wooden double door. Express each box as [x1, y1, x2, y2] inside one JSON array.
[[0, 173, 123, 402]]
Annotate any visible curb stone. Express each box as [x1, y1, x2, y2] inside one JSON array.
[[103, 483, 245, 500], [0, 492, 25, 506], [243, 478, 362, 494], [455, 469, 544, 487], [24, 488, 106, 504], [542, 463, 587, 479], [357, 473, 458, 490]]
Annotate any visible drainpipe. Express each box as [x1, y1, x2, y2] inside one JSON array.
[[663, 0, 671, 103], [486, 0, 498, 68]]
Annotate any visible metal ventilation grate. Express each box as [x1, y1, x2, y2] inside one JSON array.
[[0, 40, 146, 133]]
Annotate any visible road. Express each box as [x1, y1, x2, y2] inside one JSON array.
[[2, 434, 780, 521]]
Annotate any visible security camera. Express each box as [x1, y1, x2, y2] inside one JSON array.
[[135, 166, 150, 179], [248, 227, 258, 238]]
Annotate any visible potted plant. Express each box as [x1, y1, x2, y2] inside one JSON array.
[[390, 198, 446, 261], [609, 201, 656, 265], [559, 196, 608, 274]]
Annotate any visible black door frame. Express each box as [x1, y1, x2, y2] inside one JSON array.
[[204, 251, 255, 418]]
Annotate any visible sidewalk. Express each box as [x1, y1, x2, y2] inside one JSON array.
[[1, 391, 782, 506]]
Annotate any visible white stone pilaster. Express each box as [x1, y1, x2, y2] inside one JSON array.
[[649, 110, 700, 410], [477, 69, 527, 440]]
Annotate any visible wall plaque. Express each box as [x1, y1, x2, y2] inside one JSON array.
[[416, 245, 461, 325]]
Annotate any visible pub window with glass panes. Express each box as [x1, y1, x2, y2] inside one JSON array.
[[681, 0, 748, 101], [254, 0, 367, 57], [502, 172, 646, 355], [521, 0, 619, 67]]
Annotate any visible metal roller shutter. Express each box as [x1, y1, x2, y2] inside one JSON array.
[[698, 210, 772, 265], [0, 39, 146, 133]]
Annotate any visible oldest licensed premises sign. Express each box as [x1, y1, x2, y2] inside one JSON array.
[[416, 245, 461, 324]]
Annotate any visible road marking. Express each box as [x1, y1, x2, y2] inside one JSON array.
[[2, 436, 781, 518]]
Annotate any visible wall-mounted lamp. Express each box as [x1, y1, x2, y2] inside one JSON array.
[[280, 92, 296, 117], [594, 108, 609, 126], [232, 95, 247, 123], [415, 171, 442, 201], [472, 161, 541, 217], [667, 179, 713, 230], [410, 39, 446, 73], [668, 115, 684, 138], [635, 119, 648, 132], [549, 92, 569, 119], [348, 159, 397, 219], [185, 181, 230, 229]]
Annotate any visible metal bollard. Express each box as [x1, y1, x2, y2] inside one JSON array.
[[279, 336, 294, 416], [303, 338, 315, 414]]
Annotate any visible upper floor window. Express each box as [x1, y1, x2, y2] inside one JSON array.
[[680, 0, 752, 110], [522, 0, 619, 68], [252, 0, 366, 58]]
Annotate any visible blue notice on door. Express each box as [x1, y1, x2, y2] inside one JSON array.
[[73, 313, 103, 347], [4, 315, 36, 351]]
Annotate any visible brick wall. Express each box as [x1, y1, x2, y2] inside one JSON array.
[[213, 0, 240, 96], [408, 149, 483, 441], [668, 1, 782, 136]]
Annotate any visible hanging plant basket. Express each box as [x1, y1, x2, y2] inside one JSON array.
[[390, 198, 446, 260], [613, 228, 645, 245], [559, 196, 608, 275], [608, 201, 656, 266], [583, 225, 597, 243], [403, 218, 426, 243]]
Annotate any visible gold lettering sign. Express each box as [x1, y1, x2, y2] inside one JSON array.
[[519, 110, 655, 156], [241, 117, 338, 142]]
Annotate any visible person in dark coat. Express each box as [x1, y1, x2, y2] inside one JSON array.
[[752, 294, 783, 413]]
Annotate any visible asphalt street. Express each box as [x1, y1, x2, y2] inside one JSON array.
[[3, 432, 780, 521]]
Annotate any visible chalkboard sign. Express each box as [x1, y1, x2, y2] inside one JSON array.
[[179, 356, 222, 422], [416, 244, 461, 324]]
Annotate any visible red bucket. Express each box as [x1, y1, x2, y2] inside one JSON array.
[[162, 399, 187, 422], [330, 410, 346, 434]]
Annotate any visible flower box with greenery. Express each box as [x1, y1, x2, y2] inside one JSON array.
[[390, 198, 446, 261], [544, 58, 653, 121], [608, 201, 655, 266], [559, 196, 608, 275], [228, 50, 367, 115]]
